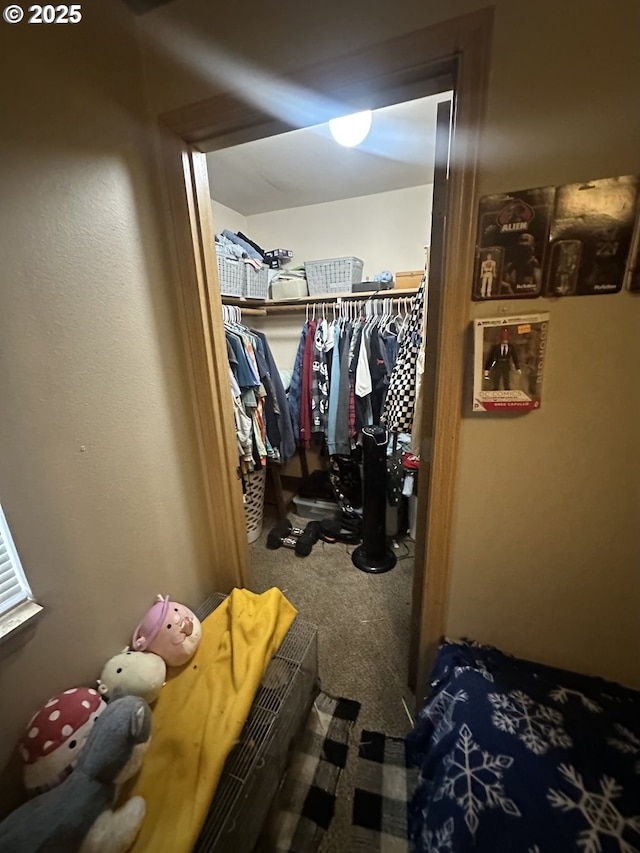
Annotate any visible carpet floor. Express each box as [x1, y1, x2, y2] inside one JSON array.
[[249, 508, 416, 852]]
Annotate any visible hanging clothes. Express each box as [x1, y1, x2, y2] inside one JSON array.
[[311, 319, 330, 438], [326, 321, 342, 455], [254, 331, 296, 461], [224, 307, 294, 470], [381, 277, 426, 434], [288, 320, 309, 445], [299, 319, 316, 448], [290, 297, 409, 453], [334, 322, 353, 456]]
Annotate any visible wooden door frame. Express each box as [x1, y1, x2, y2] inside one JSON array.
[[157, 7, 493, 703]]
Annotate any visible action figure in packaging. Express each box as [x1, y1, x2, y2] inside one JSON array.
[[473, 314, 550, 412], [473, 187, 554, 300], [544, 175, 640, 296]]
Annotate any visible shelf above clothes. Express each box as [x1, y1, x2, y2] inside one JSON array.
[[221, 287, 419, 315]]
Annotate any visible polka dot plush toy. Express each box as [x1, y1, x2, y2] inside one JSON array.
[[19, 687, 106, 796]]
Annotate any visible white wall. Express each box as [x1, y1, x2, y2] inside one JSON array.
[[247, 185, 432, 279], [211, 199, 247, 236]]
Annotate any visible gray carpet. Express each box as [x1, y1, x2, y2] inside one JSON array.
[[249, 509, 416, 852]]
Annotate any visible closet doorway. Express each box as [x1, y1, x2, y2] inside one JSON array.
[[158, 9, 492, 703], [207, 91, 447, 476]]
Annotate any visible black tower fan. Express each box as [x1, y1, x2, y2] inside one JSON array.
[[352, 426, 397, 574]]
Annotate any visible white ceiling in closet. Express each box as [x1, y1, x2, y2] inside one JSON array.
[[206, 92, 452, 216]]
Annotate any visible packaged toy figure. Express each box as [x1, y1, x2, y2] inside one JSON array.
[[544, 175, 640, 296], [473, 314, 550, 411], [483, 328, 521, 391], [472, 187, 555, 300]]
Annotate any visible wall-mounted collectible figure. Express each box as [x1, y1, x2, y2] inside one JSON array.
[[478, 248, 501, 298], [549, 239, 582, 296], [543, 175, 640, 296], [472, 188, 554, 300], [483, 328, 521, 390], [473, 314, 550, 412]]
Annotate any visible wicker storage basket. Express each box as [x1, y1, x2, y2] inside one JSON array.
[[304, 256, 364, 295], [245, 265, 270, 300], [244, 467, 266, 543], [216, 254, 246, 297]]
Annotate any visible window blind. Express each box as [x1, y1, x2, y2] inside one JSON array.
[[0, 503, 32, 615]]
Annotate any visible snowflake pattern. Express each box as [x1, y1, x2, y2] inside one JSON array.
[[424, 689, 469, 745], [608, 724, 640, 774], [549, 685, 602, 713], [548, 763, 640, 853], [453, 658, 495, 683], [421, 816, 455, 853], [488, 690, 573, 755], [434, 723, 520, 834]]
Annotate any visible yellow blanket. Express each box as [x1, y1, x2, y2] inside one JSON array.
[[126, 587, 297, 853]]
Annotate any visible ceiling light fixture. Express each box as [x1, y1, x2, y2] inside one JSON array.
[[328, 110, 373, 148]]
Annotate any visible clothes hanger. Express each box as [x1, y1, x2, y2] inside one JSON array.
[[365, 298, 378, 332], [393, 298, 405, 337], [382, 297, 392, 334], [374, 299, 383, 329]]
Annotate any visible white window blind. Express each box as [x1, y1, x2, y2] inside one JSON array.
[[0, 502, 32, 615]]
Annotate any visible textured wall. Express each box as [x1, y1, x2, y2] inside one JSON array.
[[137, 0, 640, 687], [0, 0, 215, 777], [247, 184, 432, 282]]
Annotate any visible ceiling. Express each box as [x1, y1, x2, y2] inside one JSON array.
[[206, 92, 452, 216]]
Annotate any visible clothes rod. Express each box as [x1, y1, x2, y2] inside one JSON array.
[[221, 287, 418, 313], [223, 304, 266, 316]]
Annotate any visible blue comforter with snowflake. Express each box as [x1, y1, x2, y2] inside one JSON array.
[[407, 641, 640, 853]]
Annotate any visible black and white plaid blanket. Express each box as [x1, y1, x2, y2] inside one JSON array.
[[258, 691, 361, 853], [352, 730, 419, 851]]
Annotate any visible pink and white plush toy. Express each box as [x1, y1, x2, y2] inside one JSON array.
[[19, 687, 107, 797], [132, 595, 202, 667]]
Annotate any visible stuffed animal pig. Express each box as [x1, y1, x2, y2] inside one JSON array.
[[132, 595, 202, 667]]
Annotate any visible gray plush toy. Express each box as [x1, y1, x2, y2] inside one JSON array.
[[0, 694, 152, 853]]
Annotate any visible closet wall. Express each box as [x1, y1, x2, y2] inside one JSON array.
[[247, 184, 432, 283], [212, 200, 247, 236], [211, 183, 433, 372]]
